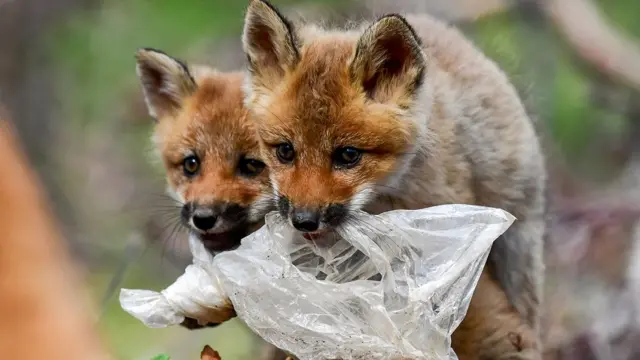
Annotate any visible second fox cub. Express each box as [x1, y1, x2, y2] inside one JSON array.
[[242, 0, 546, 359], [135, 48, 275, 330], [135, 48, 272, 255]]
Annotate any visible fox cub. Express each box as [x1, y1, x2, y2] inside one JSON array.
[[241, 1, 546, 359], [135, 48, 273, 329]]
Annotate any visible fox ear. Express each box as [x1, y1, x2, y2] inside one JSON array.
[[242, 0, 298, 87], [135, 48, 197, 120], [349, 15, 426, 104]]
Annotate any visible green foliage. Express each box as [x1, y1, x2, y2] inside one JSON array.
[[48, 0, 249, 130], [151, 355, 171, 360]]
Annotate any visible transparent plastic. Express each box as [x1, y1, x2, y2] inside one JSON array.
[[120, 204, 515, 360]]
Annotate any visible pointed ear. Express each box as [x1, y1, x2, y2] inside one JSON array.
[[135, 48, 197, 120], [242, 0, 298, 86], [349, 15, 426, 104]]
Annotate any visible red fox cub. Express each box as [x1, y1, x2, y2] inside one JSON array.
[[136, 48, 273, 254], [241, 1, 546, 359], [135, 48, 274, 328]]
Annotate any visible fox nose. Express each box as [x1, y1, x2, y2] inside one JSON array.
[[291, 209, 320, 232], [192, 208, 217, 231]]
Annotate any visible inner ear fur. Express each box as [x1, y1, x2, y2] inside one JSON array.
[[349, 14, 426, 104], [135, 48, 197, 120], [242, 0, 299, 87]]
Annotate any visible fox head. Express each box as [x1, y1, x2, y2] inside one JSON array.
[[241, 0, 429, 235], [136, 48, 273, 252]]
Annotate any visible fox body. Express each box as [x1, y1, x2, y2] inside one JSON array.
[[241, 1, 546, 359], [135, 49, 274, 329]]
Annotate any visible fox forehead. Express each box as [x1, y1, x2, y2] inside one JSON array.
[[254, 36, 414, 154], [157, 72, 261, 164], [154, 71, 269, 207]]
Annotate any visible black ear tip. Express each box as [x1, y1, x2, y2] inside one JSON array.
[[246, 0, 287, 22], [374, 13, 422, 46], [136, 47, 171, 58], [246, 0, 267, 14], [135, 48, 157, 63], [377, 14, 414, 31], [249, 0, 276, 11], [135, 48, 147, 60], [380, 13, 406, 20]]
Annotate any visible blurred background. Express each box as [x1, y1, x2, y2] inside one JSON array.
[[1, 0, 640, 359]]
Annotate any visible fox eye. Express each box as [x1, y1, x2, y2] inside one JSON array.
[[183, 155, 200, 177], [333, 147, 362, 169], [238, 158, 266, 177], [276, 143, 295, 164]]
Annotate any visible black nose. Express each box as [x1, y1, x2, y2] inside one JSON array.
[[192, 211, 217, 231], [291, 209, 320, 232]]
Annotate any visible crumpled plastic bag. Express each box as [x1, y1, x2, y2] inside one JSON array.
[[120, 204, 515, 360]]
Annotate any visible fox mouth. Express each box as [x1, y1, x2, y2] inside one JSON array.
[[300, 229, 340, 248], [302, 230, 326, 241], [193, 224, 250, 253]]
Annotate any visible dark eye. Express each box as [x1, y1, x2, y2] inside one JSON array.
[[275, 142, 295, 164], [238, 158, 266, 177], [183, 155, 200, 176], [333, 147, 362, 168]]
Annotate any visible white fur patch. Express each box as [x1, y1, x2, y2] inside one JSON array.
[[349, 184, 376, 211], [249, 192, 276, 222], [166, 185, 185, 204], [242, 75, 254, 108]]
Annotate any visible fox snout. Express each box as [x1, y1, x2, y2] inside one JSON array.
[[189, 207, 217, 232], [291, 208, 320, 232], [181, 201, 247, 233], [278, 196, 349, 233]]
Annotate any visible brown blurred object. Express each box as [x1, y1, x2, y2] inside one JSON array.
[[201, 345, 222, 360], [0, 112, 110, 360]]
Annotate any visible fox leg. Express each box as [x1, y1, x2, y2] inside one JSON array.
[[180, 318, 223, 330], [452, 207, 545, 360], [488, 213, 546, 334], [451, 271, 542, 360]]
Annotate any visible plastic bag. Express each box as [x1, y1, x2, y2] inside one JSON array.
[[120, 204, 515, 360]]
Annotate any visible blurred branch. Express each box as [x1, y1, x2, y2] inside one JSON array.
[[541, 0, 640, 91], [362, 0, 512, 23], [425, 0, 510, 22], [399, 0, 640, 92]]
